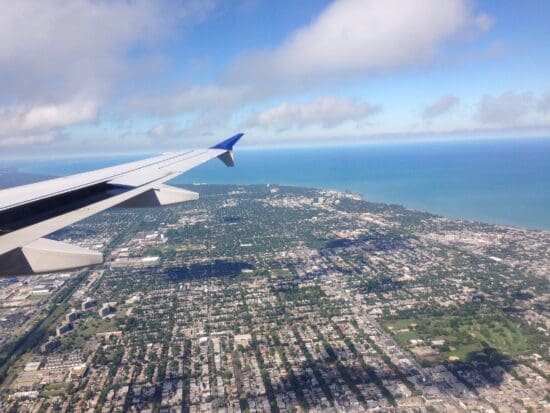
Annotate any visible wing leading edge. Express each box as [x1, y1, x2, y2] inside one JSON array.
[[0, 133, 244, 276]]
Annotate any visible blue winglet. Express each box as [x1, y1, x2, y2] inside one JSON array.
[[210, 133, 244, 150]]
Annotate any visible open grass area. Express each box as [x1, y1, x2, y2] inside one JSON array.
[[383, 308, 542, 363], [26, 293, 51, 301], [41, 382, 69, 398], [60, 317, 120, 350], [272, 269, 294, 279]]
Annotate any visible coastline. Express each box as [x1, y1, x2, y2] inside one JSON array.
[[9, 138, 550, 230]]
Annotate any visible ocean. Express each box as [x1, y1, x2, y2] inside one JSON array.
[[12, 137, 550, 230]]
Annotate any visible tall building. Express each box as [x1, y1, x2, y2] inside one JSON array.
[[40, 337, 60, 353], [81, 297, 97, 310], [99, 303, 116, 318], [56, 323, 73, 336], [65, 309, 79, 323]]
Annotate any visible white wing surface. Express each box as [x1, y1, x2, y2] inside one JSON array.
[[0, 133, 243, 276]]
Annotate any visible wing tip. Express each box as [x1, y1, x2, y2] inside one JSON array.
[[210, 133, 244, 150]]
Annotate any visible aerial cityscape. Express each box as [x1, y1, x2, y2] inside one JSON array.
[[1, 0, 549, 412], [1, 181, 547, 412]]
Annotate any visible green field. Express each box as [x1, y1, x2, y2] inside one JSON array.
[[272, 269, 295, 279], [60, 317, 120, 350], [383, 309, 543, 362]]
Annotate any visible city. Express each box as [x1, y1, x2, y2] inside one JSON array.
[[0, 184, 547, 412]]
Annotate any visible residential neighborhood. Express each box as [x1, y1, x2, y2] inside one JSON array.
[[0, 184, 548, 412]]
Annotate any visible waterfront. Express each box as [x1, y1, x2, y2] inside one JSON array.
[[13, 137, 550, 230]]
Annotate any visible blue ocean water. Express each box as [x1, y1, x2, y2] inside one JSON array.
[[13, 138, 550, 230]]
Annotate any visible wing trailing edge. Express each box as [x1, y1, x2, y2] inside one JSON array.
[[115, 185, 198, 208], [0, 238, 103, 277]]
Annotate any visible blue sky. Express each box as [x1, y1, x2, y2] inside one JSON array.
[[0, 0, 549, 156]]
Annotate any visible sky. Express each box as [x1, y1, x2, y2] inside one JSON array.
[[0, 0, 549, 157]]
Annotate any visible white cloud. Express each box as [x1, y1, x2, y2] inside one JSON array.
[[538, 92, 550, 113], [0, 132, 57, 147], [130, 85, 252, 115], [229, 0, 490, 81], [0, 0, 217, 148], [0, 0, 167, 100], [0, 100, 98, 150], [423, 95, 459, 119], [246, 97, 379, 130], [148, 123, 176, 139], [147, 112, 233, 143], [474, 91, 550, 128], [20, 101, 99, 131], [476, 92, 535, 126], [0, 0, 218, 146], [125, 0, 495, 139], [0, 100, 99, 145]]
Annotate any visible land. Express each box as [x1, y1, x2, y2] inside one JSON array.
[[0, 183, 548, 412]]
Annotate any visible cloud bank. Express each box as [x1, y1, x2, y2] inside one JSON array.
[[476, 92, 535, 126], [0, 0, 216, 147], [229, 0, 490, 81], [423, 95, 460, 119], [246, 97, 379, 130]]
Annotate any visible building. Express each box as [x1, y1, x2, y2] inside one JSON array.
[[40, 337, 60, 353], [65, 309, 79, 323], [56, 323, 73, 336], [234, 334, 252, 348], [81, 297, 97, 310], [99, 303, 116, 318]]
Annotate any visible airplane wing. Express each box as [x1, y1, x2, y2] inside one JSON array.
[[0, 133, 244, 276]]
